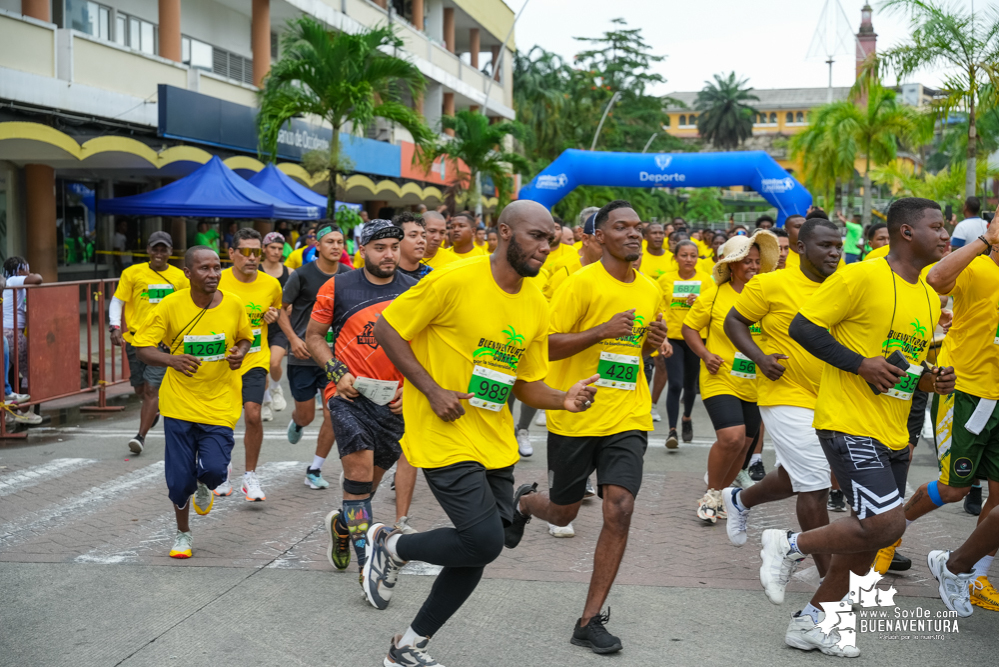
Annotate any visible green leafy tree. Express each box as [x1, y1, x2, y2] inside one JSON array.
[[257, 17, 434, 218], [788, 105, 856, 208], [421, 110, 530, 212], [694, 72, 759, 150], [683, 188, 726, 222], [871, 0, 999, 197]]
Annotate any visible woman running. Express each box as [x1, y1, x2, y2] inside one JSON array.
[[682, 230, 779, 523], [658, 240, 711, 448]]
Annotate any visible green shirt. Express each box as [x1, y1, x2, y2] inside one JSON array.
[[844, 221, 864, 257]]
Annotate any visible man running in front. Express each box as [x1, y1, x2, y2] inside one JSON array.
[[367, 201, 598, 667], [759, 198, 955, 657], [216, 229, 283, 501], [518, 200, 668, 654], [308, 220, 415, 578], [132, 246, 253, 558]]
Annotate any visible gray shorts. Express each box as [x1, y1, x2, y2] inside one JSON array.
[[817, 430, 909, 520], [125, 343, 166, 389]]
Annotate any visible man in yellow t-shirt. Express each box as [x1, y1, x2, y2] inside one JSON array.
[[133, 246, 253, 559], [760, 198, 955, 657], [110, 231, 189, 455], [361, 201, 597, 666], [419, 211, 458, 270], [519, 200, 668, 655], [903, 220, 999, 612], [721, 218, 843, 585], [639, 222, 675, 280], [773, 228, 790, 269], [784, 212, 846, 271], [448, 212, 488, 260], [216, 229, 283, 501]]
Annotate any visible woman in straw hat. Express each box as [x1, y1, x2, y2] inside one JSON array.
[[681, 230, 780, 523]]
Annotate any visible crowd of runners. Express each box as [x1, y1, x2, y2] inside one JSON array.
[[109, 194, 999, 664]]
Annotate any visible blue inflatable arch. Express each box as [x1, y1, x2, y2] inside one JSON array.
[[518, 149, 812, 226]]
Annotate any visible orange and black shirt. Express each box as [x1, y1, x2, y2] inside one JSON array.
[[311, 269, 417, 382]]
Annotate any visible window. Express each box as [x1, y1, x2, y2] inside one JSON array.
[[689, 114, 697, 125], [270, 32, 278, 59], [70, 1, 111, 40], [769, 112, 777, 124], [786, 112, 793, 123], [796, 111, 804, 123], [679, 115, 686, 126], [212, 46, 255, 85], [114, 14, 125, 45], [182, 36, 214, 71], [115, 12, 156, 55]]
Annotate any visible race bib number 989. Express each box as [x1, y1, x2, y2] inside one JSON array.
[[467, 365, 515, 412]]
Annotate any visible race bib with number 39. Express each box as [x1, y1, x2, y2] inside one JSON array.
[[886, 363, 923, 401], [183, 333, 226, 362], [596, 351, 640, 390], [467, 365, 515, 412]]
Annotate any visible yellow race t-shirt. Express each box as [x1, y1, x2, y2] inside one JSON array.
[[936, 255, 999, 400], [640, 250, 677, 280], [544, 243, 574, 272], [658, 269, 711, 341], [218, 268, 283, 375], [865, 244, 890, 261], [697, 255, 719, 277], [786, 249, 846, 270], [546, 262, 665, 438], [684, 281, 762, 402], [544, 253, 584, 301], [421, 247, 459, 270], [284, 246, 307, 270], [381, 256, 550, 470], [733, 267, 825, 409], [114, 262, 189, 343], [132, 289, 253, 428], [800, 258, 941, 449], [451, 245, 488, 261]]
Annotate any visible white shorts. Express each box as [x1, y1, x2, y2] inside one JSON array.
[[759, 405, 830, 493]]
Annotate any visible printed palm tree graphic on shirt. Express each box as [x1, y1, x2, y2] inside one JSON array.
[[627, 315, 646, 344], [246, 301, 263, 326], [472, 325, 524, 371], [502, 326, 525, 346], [910, 318, 927, 337]]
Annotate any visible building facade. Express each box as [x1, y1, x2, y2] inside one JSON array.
[[0, 0, 515, 280]]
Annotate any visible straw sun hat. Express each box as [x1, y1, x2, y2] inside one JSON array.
[[712, 229, 780, 284]]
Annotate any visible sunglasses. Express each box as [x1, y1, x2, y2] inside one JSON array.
[[235, 247, 263, 258]]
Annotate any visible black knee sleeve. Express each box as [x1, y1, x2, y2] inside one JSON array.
[[343, 477, 373, 495]]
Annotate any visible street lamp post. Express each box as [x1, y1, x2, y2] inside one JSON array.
[[590, 90, 621, 151]]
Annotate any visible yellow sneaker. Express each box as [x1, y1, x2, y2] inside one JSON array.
[[193, 482, 214, 516], [872, 538, 901, 575], [169, 530, 192, 559], [971, 576, 999, 611]]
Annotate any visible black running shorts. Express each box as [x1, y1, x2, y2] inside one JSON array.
[[703, 394, 761, 436], [241, 367, 267, 405], [818, 430, 909, 520], [547, 430, 647, 505], [423, 461, 515, 530], [327, 394, 404, 471]]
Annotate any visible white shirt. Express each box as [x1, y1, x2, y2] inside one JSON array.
[[3, 276, 27, 330], [951, 217, 988, 247]]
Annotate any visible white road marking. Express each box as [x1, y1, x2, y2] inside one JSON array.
[[0, 458, 96, 496], [0, 461, 165, 548]]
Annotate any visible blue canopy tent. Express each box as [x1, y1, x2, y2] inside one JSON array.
[[519, 150, 812, 226], [97, 156, 320, 220], [247, 163, 361, 215]]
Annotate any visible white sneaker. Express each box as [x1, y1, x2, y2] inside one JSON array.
[[261, 402, 273, 422], [697, 488, 723, 524], [534, 410, 546, 427], [784, 612, 860, 658], [734, 469, 755, 488], [722, 487, 749, 546], [11, 409, 41, 425], [516, 429, 533, 457], [651, 408, 662, 422], [5, 391, 29, 404], [927, 550, 975, 617], [760, 529, 805, 604], [214, 463, 233, 496], [583, 477, 596, 499], [242, 471, 265, 501], [169, 530, 193, 559], [271, 383, 287, 411], [394, 516, 418, 535], [704, 470, 709, 487], [548, 522, 575, 538]]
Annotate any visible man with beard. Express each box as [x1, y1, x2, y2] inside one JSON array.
[[133, 246, 253, 558], [419, 211, 457, 270], [517, 200, 669, 654], [365, 201, 599, 667], [449, 212, 487, 259]]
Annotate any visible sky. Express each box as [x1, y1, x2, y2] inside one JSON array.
[[504, 0, 986, 95]]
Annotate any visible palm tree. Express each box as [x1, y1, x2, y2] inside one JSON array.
[[823, 81, 919, 226], [420, 110, 530, 213], [789, 105, 858, 209], [872, 0, 999, 197], [257, 17, 434, 219], [694, 72, 759, 150]]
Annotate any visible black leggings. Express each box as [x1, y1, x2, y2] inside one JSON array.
[[665, 338, 700, 429], [507, 395, 537, 431]]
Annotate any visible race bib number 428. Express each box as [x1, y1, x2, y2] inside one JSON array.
[[596, 352, 640, 390]]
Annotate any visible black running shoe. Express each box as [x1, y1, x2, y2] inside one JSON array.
[[965, 485, 983, 516], [665, 429, 679, 450], [570, 609, 622, 654], [385, 634, 443, 666], [889, 551, 912, 572], [749, 460, 766, 482], [681, 419, 693, 443], [827, 489, 846, 512], [504, 482, 537, 549]]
